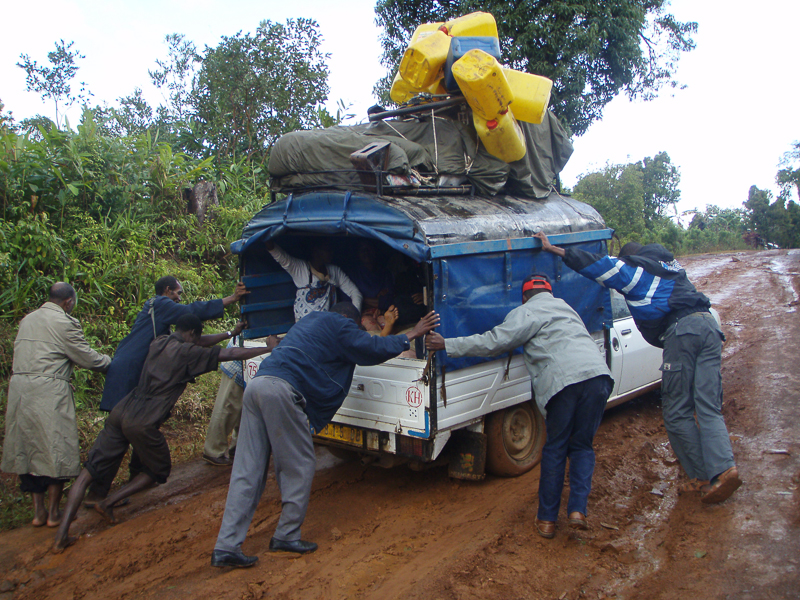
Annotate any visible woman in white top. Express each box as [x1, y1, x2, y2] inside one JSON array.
[[265, 240, 362, 321]]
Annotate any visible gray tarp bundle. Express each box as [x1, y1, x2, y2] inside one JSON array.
[[268, 110, 573, 199]]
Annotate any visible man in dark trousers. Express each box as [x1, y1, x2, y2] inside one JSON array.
[[210, 303, 439, 568], [426, 275, 612, 539], [87, 276, 247, 504], [535, 232, 741, 504], [53, 315, 276, 552]]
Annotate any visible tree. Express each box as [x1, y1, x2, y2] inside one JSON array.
[[148, 34, 201, 125], [636, 151, 680, 225], [786, 201, 800, 248], [777, 141, 800, 203], [191, 19, 331, 163], [108, 89, 156, 137], [0, 99, 13, 132], [374, 0, 697, 135], [573, 163, 646, 241], [766, 197, 790, 248], [744, 185, 772, 242], [17, 40, 92, 127]]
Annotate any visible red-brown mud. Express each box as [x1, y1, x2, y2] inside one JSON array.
[[1, 250, 798, 600]]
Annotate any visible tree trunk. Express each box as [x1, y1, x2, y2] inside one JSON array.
[[188, 181, 218, 225]]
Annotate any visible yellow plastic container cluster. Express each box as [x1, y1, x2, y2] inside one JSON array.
[[395, 11, 554, 163]]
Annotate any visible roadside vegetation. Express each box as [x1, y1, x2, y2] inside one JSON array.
[[1, 5, 799, 530]]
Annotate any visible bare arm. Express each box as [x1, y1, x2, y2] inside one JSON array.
[[197, 320, 246, 347], [404, 311, 440, 342], [219, 334, 279, 361], [534, 232, 565, 257], [219, 344, 272, 362], [221, 282, 248, 307], [380, 306, 398, 337]]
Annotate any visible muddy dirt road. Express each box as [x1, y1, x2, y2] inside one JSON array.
[[2, 250, 798, 600]]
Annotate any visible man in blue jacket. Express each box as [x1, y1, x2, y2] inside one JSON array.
[[210, 303, 439, 568], [535, 232, 741, 505], [87, 276, 247, 504]]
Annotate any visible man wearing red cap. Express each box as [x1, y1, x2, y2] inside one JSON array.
[[427, 274, 612, 539]]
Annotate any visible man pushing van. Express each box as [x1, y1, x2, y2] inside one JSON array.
[[426, 275, 612, 538], [210, 303, 439, 568], [535, 232, 741, 504]]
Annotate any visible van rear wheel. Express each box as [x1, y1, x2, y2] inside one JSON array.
[[485, 401, 546, 477]]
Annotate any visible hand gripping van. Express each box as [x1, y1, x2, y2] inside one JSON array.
[[229, 188, 661, 480]]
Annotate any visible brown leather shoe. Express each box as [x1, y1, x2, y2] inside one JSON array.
[[701, 466, 742, 504], [535, 518, 556, 539], [568, 511, 588, 530], [677, 478, 711, 495]]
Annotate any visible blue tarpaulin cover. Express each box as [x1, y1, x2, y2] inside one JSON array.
[[232, 190, 613, 372]]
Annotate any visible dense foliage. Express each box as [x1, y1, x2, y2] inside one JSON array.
[[374, 0, 697, 135], [571, 149, 800, 254], [0, 20, 337, 417]]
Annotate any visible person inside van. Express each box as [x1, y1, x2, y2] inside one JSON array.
[[426, 274, 613, 538], [265, 240, 363, 322], [348, 240, 399, 335]]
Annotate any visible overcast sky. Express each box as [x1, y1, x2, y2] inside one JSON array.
[[2, 0, 797, 221]]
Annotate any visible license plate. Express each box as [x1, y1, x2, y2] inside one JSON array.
[[316, 424, 364, 447]]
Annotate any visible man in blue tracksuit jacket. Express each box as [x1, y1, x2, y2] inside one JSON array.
[[535, 232, 741, 505], [210, 302, 439, 568]]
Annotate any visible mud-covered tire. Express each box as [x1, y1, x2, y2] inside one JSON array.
[[485, 401, 546, 477]]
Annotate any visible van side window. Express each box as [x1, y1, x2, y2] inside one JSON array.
[[610, 290, 631, 321]]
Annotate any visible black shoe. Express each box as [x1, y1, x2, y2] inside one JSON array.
[[203, 454, 233, 467], [268, 538, 318, 554], [210, 549, 258, 568]]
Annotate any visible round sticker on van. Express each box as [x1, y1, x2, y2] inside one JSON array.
[[406, 387, 423, 407]]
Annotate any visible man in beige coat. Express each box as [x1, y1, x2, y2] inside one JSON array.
[[2, 282, 111, 527]]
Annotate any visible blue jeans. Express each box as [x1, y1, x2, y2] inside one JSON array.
[[537, 375, 612, 521]]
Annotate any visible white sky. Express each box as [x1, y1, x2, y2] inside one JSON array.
[[1, 0, 797, 219]]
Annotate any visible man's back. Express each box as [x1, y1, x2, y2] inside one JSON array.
[[446, 293, 610, 416], [14, 303, 75, 374], [111, 334, 221, 428], [563, 243, 710, 347], [100, 295, 223, 411], [256, 310, 408, 432]]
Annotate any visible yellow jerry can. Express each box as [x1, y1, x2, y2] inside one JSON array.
[[452, 49, 513, 120], [399, 30, 451, 89], [390, 72, 447, 104], [444, 12, 498, 38], [409, 22, 445, 45], [473, 108, 527, 163], [503, 69, 553, 124]]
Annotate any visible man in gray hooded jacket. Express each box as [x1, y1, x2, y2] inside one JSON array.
[[427, 274, 612, 538]]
